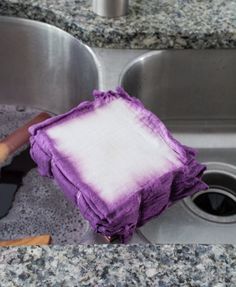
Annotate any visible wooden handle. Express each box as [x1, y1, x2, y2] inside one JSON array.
[[0, 235, 51, 247], [0, 112, 51, 164]]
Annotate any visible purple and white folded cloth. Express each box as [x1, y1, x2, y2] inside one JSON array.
[[29, 87, 207, 242]]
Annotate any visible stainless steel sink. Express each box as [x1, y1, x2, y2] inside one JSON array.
[[120, 50, 236, 243], [0, 17, 99, 244], [0, 16, 98, 114], [1, 16, 236, 244]]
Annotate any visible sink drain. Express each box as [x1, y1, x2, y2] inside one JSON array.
[[184, 162, 236, 223]]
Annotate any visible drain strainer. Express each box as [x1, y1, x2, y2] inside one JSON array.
[[184, 162, 236, 223]]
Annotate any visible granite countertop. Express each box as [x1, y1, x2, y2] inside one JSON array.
[[1, 244, 236, 286], [1, 1, 236, 285], [0, 0, 236, 49]]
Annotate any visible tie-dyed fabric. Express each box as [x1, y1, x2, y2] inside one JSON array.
[[29, 87, 207, 242]]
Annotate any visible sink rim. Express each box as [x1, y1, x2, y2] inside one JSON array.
[[119, 48, 236, 84], [119, 50, 164, 87]]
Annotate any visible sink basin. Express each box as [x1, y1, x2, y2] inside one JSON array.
[[120, 50, 236, 243], [0, 17, 99, 244], [0, 16, 98, 114]]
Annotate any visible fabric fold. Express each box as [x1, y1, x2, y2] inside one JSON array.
[[29, 87, 208, 242]]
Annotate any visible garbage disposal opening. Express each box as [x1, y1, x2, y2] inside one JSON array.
[[184, 166, 236, 223]]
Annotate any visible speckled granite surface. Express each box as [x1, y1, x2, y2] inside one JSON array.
[[0, 106, 89, 245], [0, 0, 236, 49], [0, 244, 236, 286]]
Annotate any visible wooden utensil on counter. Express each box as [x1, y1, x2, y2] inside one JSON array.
[[0, 112, 51, 220], [0, 234, 51, 247], [0, 112, 51, 165]]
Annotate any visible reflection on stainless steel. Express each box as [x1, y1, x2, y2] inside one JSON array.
[[0, 17, 99, 114], [120, 50, 236, 244], [120, 50, 236, 124], [120, 50, 236, 152], [92, 0, 129, 18]]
